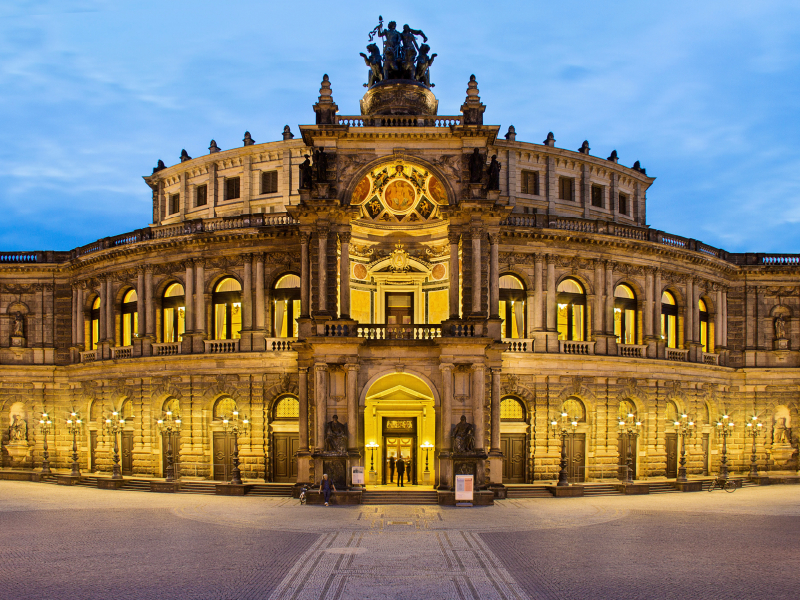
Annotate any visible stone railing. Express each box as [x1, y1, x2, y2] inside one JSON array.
[[356, 324, 442, 340], [79, 350, 96, 362], [559, 340, 595, 355], [152, 342, 181, 356], [335, 115, 462, 127], [617, 344, 647, 358], [204, 339, 240, 354], [110, 346, 133, 359], [503, 338, 534, 352], [666, 348, 689, 362], [0, 250, 70, 263], [702, 352, 720, 365], [265, 338, 297, 351]]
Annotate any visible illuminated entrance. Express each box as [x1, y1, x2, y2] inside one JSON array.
[[363, 373, 436, 486]]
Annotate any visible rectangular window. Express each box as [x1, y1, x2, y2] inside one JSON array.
[[618, 193, 628, 215], [196, 184, 208, 207], [224, 177, 240, 201], [169, 194, 180, 215], [591, 185, 603, 208], [559, 177, 574, 201], [261, 170, 278, 194], [521, 170, 539, 195]]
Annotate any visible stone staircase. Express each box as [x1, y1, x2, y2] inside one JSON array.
[[505, 486, 553, 499], [361, 489, 439, 505]]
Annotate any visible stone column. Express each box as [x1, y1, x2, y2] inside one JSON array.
[[184, 261, 194, 333], [137, 268, 145, 338], [339, 231, 351, 319], [298, 367, 309, 451], [546, 255, 556, 331], [242, 254, 253, 331], [71, 285, 78, 346], [98, 282, 107, 342], [644, 269, 654, 339], [722, 289, 728, 347], [653, 269, 662, 340], [255, 254, 265, 330], [490, 368, 501, 452], [605, 262, 615, 336], [473, 365, 485, 451], [440, 364, 453, 450], [105, 278, 114, 343], [533, 254, 543, 330], [489, 233, 500, 318], [145, 267, 155, 337], [315, 363, 328, 451], [76, 285, 85, 347], [685, 278, 694, 346], [471, 227, 482, 315], [594, 261, 605, 335], [194, 261, 205, 352], [448, 230, 460, 319], [300, 232, 311, 317], [715, 288, 723, 350], [317, 226, 329, 314], [346, 364, 359, 450]]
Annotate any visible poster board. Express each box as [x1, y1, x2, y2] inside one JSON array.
[[455, 474, 474, 501], [351, 466, 365, 485]]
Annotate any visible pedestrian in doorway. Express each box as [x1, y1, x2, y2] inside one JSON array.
[[389, 454, 396, 483], [406, 458, 412, 485], [396, 456, 406, 487], [320, 473, 336, 506]]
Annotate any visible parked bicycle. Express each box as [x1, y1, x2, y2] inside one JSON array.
[[707, 478, 736, 493]]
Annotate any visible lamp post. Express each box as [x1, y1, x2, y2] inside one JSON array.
[[366, 441, 379, 485], [103, 410, 127, 480], [673, 414, 695, 483], [66, 411, 83, 477], [156, 410, 182, 482], [714, 415, 735, 481], [745, 416, 762, 479], [38, 409, 53, 475], [551, 412, 578, 486], [420, 441, 434, 485], [618, 413, 642, 484], [221, 411, 248, 485]]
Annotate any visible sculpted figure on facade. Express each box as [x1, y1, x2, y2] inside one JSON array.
[[12, 312, 23, 337], [415, 44, 437, 87], [773, 417, 791, 445], [486, 155, 501, 191], [325, 414, 348, 454], [8, 415, 27, 442], [775, 314, 787, 340], [299, 155, 312, 190], [452, 415, 475, 454], [360, 43, 383, 87], [313, 148, 328, 183], [468, 148, 484, 184]]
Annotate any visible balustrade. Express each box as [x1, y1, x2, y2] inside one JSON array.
[[152, 342, 181, 356], [503, 338, 535, 352], [356, 324, 441, 340], [617, 344, 647, 358], [559, 340, 595, 355], [666, 348, 689, 362], [110, 346, 132, 360], [79, 350, 96, 362], [702, 352, 720, 365], [265, 338, 297, 351], [203, 339, 240, 353]]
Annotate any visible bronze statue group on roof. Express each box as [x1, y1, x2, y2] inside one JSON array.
[[360, 16, 437, 87]]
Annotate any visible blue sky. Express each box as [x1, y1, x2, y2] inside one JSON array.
[[1, 0, 798, 253]]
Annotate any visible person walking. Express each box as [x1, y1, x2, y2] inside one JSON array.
[[319, 473, 336, 506], [389, 455, 396, 483], [396, 456, 406, 487]]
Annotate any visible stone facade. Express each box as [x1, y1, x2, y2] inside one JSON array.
[[1, 71, 799, 489]]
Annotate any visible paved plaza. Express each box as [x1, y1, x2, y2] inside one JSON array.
[[0, 482, 798, 599]]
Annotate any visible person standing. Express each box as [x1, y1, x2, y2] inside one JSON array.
[[396, 456, 406, 487], [388, 455, 396, 483], [406, 458, 413, 485], [319, 473, 336, 506]]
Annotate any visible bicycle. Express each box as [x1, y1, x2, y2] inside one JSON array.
[[707, 478, 736, 493]]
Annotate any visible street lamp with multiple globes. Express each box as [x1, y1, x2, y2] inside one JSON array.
[[618, 412, 642, 484], [673, 413, 695, 483], [103, 409, 128, 480], [38, 409, 53, 475], [420, 441, 434, 485], [156, 410, 182, 482], [745, 415, 763, 479], [221, 411, 248, 485], [366, 441, 379, 485], [714, 414, 735, 481], [66, 411, 83, 477], [550, 412, 578, 487]]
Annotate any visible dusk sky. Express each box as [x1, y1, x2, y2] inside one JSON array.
[[1, 0, 798, 253]]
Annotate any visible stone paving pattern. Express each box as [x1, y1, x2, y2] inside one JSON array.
[[0, 482, 798, 599]]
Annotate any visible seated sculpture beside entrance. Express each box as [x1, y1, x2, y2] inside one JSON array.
[[324, 414, 348, 454], [452, 415, 475, 454]]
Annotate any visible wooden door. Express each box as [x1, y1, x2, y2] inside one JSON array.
[[566, 433, 586, 482], [383, 436, 415, 484], [386, 292, 413, 325], [121, 431, 133, 476], [665, 433, 678, 478], [702, 433, 710, 476], [501, 434, 526, 483], [213, 432, 234, 481], [89, 430, 98, 471], [162, 431, 181, 478], [273, 433, 299, 483], [617, 434, 638, 480]]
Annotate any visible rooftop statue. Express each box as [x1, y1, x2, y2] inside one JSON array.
[[364, 16, 434, 87]]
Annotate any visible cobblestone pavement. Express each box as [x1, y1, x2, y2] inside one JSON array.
[[0, 482, 798, 599]]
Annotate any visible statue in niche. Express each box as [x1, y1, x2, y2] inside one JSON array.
[[313, 148, 328, 183], [486, 155, 502, 191], [12, 312, 23, 337], [773, 417, 792, 445], [775, 314, 787, 340], [9, 415, 27, 442], [452, 415, 475, 454], [415, 44, 437, 87], [360, 43, 383, 87], [298, 155, 312, 190], [325, 414, 348, 454], [468, 149, 484, 184]]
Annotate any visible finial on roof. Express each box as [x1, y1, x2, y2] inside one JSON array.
[[209, 140, 220, 153], [460, 74, 485, 125], [544, 132, 555, 147], [152, 159, 166, 174], [180, 149, 191, 162], [607, 150, 619, 163], [283, 125, 294, 140], [313, 74, 338, 125], [505, 125, 516, 141], [579, 141, 590, 154], [633, 160, 647, 175], [243, 131, 254, 146]]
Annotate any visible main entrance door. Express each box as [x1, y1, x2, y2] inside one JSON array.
[[382, 417, 416, 484], [273, 432, 299, 482], [566, 433, 586, 483], [665, 433, 678, 478], [618, 433, 637, 480], [213, 432, 234, 481], [501, 434, 526, 483], [121, 431, 133, 476]]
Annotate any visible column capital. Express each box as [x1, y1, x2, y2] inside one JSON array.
[[314, 363, 328, 372], [300, 232, 311, 245], [490, 367, 502, 375], [298, 366, 309, 374], [317, 225, 330, 238], [488, 232, 500, 245], [448, 230, 461, 245], [339, 231, 352, 244], [471, 363, 485, 373], [241, 252, 253, 261], [346, 362, 360, 372], [193, 259, 207, 269], [439, 362, 454, 373], [182, 259, 194, 270], [470, 226, 483, 240], [545, 253, 557, 265], [144, 264, 155, 273]]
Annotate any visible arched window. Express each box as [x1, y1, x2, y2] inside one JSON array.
[[699, 298, 710, 353], [618, 399, 637, 420], [122, 289, 138, 347], [213, 278, 242, 340], [614, 284, 637, 345], [273, 396, 300, 420], [162, 283, 185, 343], [213, 397, 237, 420], [499, 274, 526, 339], [557, 278, 586, 341], [500, 397, 526, 421], [561, 397, 586, 422], [89, 297, 100, 350], [273, 274, 301, 338], [661, 291, 677, 348]]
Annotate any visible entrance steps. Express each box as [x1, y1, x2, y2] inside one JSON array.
[[247, 483, 295, 497], [361, 489, 438, 505], [505, 486, 553, 499]]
